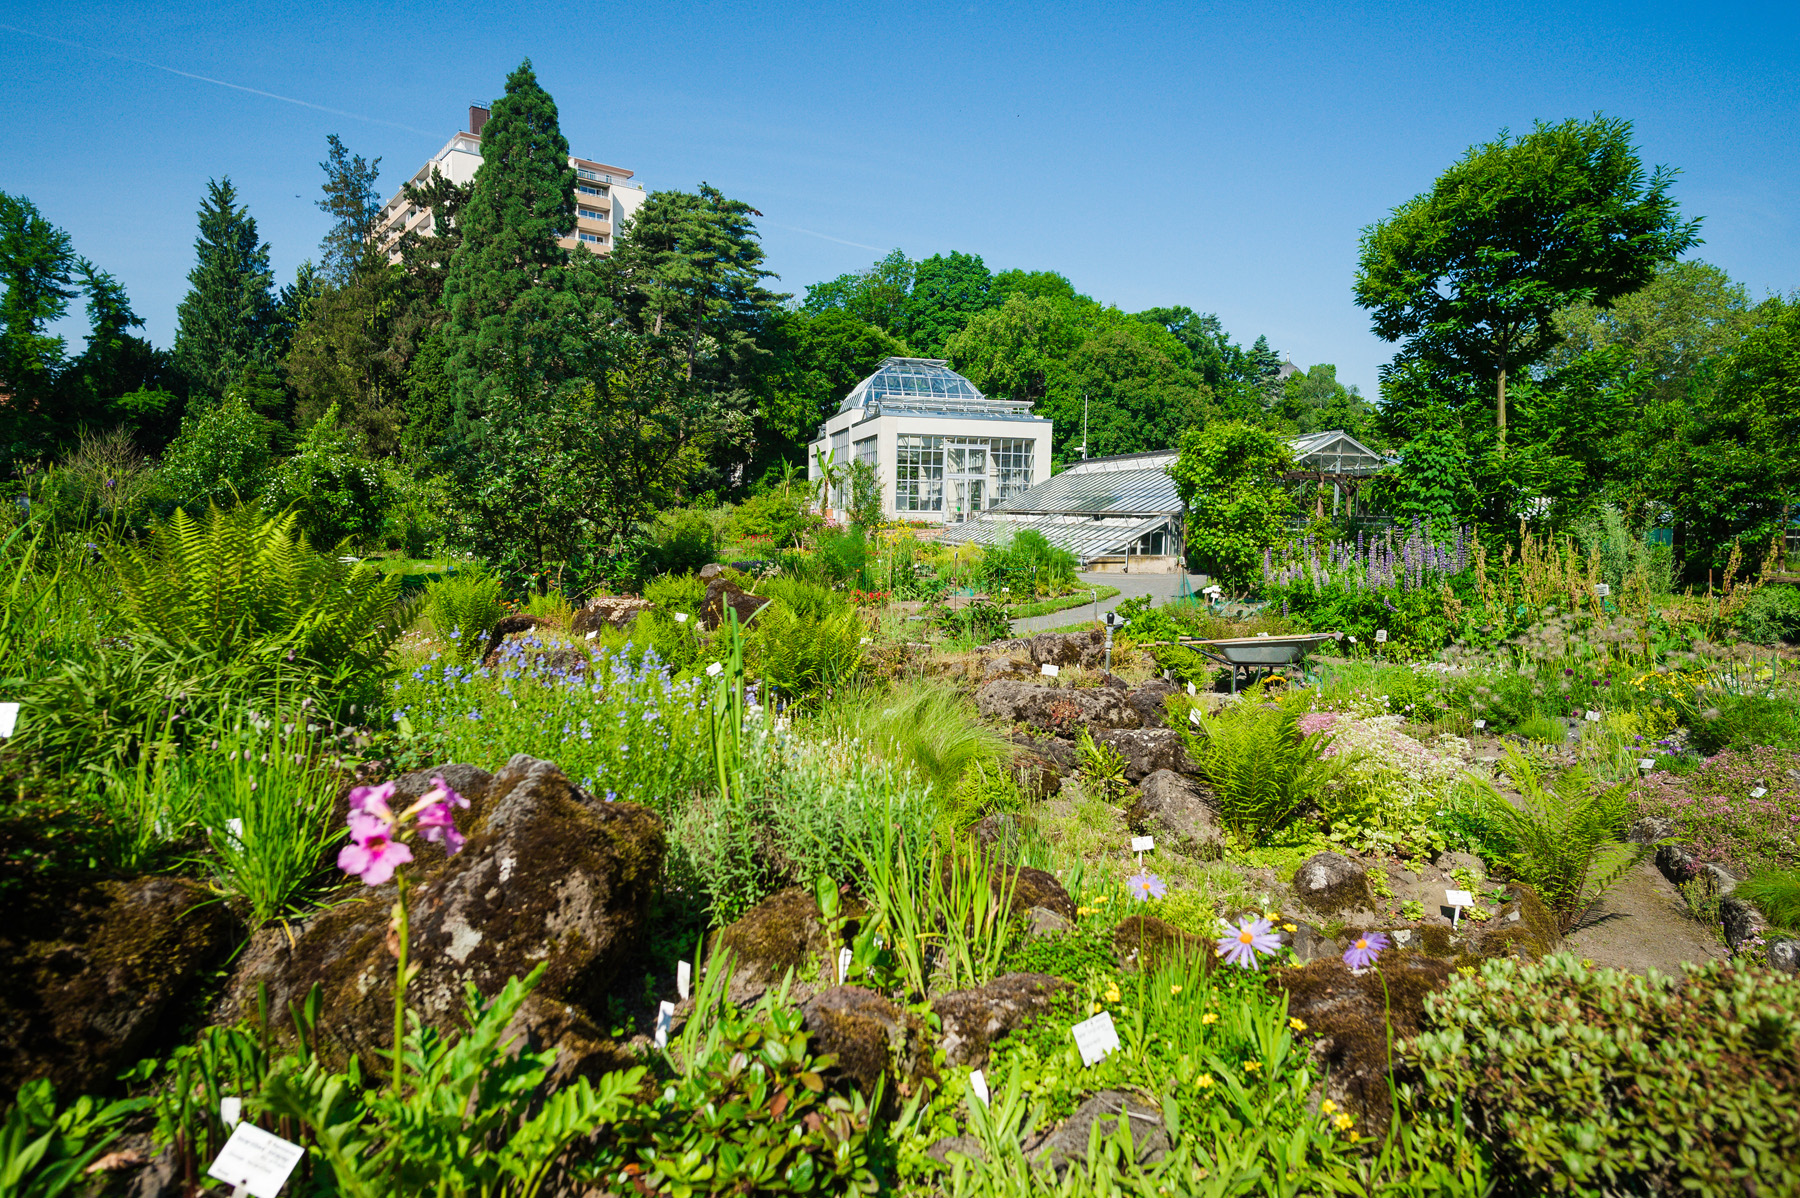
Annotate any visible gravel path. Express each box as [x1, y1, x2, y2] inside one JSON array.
[[1009, 571, 1209, 634], [1562, 861, 1727, 975]]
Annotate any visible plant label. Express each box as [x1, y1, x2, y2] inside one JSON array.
[[1040, 664, 1060, 677], [206, 1122, 305, 1198], [674, 612, 689, 623], [0, 702, 16, 738], [585, 630, 597, 640], [1186, 682, 1196, 696], [1347, 635, 1357, 644], [654, 1001, 675, 1049], [1473, 719, 1486, 730], [1375, 630, 1387, 643], [1189, 709, 1201, 726], [1594, 583, 1611, 597], [838, 947, 853, 984], [225, 818, 244, 841], [219, 1096, 242, 1128], [1584, 710, 1601, 723], [1637, 758, 1656, 772], [1445, 890, 1474, 908], [1751, 786, 1768, 798], [969, 1069, 990, 1107], [1071, 1011, 1119, 1067], [705, 662, 723, 676], [859, 636, 871, 644], [1130, 836, 1155, 853], [677, 961, 691, 999]]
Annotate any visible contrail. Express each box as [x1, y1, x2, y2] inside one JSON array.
[[764, 221, 888, 253], [0, 22, 436, 137]]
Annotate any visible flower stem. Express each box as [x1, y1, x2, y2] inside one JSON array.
[[392, 871, 409, 1099]]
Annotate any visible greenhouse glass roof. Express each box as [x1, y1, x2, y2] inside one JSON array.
[[836, 357, 1038, 419]]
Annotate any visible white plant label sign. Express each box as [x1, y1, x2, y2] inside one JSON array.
[[674, 612, 689, 624], [969, 1069, 990, 1107], [705, 662, 723, 676], [1071, 1011, 1120, 1067], [1473, 719, 1486, 730], [1186, 682, 1196, 696], [1594, 583, 1612, 597], [1585, 710, 1601, 723], [1638, 758, 1656, 771], [1445, 890, 1475, 908], [0, 702, 17, 738], [585, 630, 598, 640], [1751, 786, 1768, 798], [677, 961, 691, 1000], [654, 1001, 675, 1048], [1130, 836, 1154, 853], [1189, 709, 1202, 726], [838, 947, 853, 985], [1374, 629, 1387, 644], [1040, 663, 1061, 677], [206, 1123, 305, 1198], [219, 1096, 242, 1128]]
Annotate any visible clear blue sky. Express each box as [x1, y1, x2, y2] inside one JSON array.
[[3, 0, 1795, 397]]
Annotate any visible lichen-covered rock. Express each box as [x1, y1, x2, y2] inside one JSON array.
[[931, 972, 1071, 1067], [0, 876, 229, 1095], [224, 755, 663, 1069], [712, 887, 843, 1004], [1095, 728, 1195, 782], [1126, 680, 1178, 728], [1112, 915, 1211, 972], [1269, 951, 1452, 1133], [1128, 770, 1222, 858], [1030, 1090, 1169, 1173], [1027, 631, 1109, 669], [1292, 852, 1374, 917], [977, 680, 1140, 734], [799, 985, 933, 1102], [997, 865, 1076, 919], [1722, 894, 1771, 953], [701, 577, 771, 630], [569, 595, 653, 635]]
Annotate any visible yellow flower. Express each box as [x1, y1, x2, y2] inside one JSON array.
[[1320, 1099, 1337, 1115], [1349, 1131, 1361, 1143], [1333, 1113, 1354, 1131], [1195, 1073, 1214, 1089], [1092, 1002, 1103, 1014], [1169, 984, 1183, 995], [1282, 923, 1297, 933], [1264, 911, 1281, 921], [1076, 906, 1092, 916], [1243, 1060, 1262, 1073], [1094, 895, 1110, 905], [1201, 1012, 1218, 1025], [1288, 1017, 1308, 1032], [1103, 986, 1121, 1003]]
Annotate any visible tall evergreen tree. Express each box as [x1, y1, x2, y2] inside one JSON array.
[[316, 134, 383, 285], [0, 193, 76, 418], [440, 59, 577, 439], [173, 177, 279, 399]]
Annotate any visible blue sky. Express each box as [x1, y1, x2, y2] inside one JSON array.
[[3, 0, 1795, 397]]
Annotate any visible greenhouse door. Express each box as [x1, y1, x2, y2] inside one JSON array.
[[947, 441, 987, 524]]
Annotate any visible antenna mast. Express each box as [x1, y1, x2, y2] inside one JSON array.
[[1081, 393, 1089, 459]]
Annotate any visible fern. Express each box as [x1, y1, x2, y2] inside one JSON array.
[[1180, 682, 1358, 844], [747, 600, 864, 706], [1477, 746, 1647, 933], [423, 568, 507, 663]]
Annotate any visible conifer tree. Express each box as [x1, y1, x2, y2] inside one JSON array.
[[316, 135, 383, 285], [440, 60, 577, 439], [173, 177, 278, 399]]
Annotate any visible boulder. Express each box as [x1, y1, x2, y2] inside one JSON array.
[[976, 680, 1141, 735], [224, 755, 664, 1070], [712, 887, 842, 1004], [1292, 852, 1374, 918], [1465, 882, 1561, 960], [1095, 728, 1195, 782], [1288, 921, 1343, 964], [0, 877, 229, 1095], [1030, 1090, 1169, 1173], [981, 655, 1032, 683], [1125, 680, 1178, 728], [931, 972, 1071, 1067], [701, 577, 771, 630], [1768, 937, 1800, 975], [1012, 735, 1078, 775], [1626, 816, 1675, 846], [997, 866, 1076, 920], [1112, 915, 1211, 973], [1026, 906, 1073, 938], [799, 985, 932, 1101], [1433, 851, 1488, 881], [1270, 952, 1453, 1134], [1027, 631, 1109, 669], [1011, 750, 1067, 801], [1127, 770, 1223, 859], [1722, 894, 1771, 954], [569, 595, 654, 635], [480, 613, 548, 662]]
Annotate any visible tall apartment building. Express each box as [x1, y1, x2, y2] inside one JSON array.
[[372, 104, 647, 258]]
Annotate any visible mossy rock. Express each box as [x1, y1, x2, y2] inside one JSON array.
[[1291, 852, 1374, 919], [225, 755, 664, 1072], [931, 972, 1071, 1067], [996, 865, 1076, 920], [1112, 915, 1214, 973], [1269, 950, 1452, 1133], [800, 985, 935, 1109], [711, 888, 849, 1003], [0, 876, 229, 1095], [1462, 881, 1561, 963]]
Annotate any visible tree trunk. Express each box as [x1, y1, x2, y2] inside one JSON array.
[[1496, 366, 1507, 453]]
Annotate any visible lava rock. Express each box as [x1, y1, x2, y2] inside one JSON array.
[[799, 985, 932, 1102], [701, 577, 771, 630], [997, 866, 1076, 920], [1768, 937, 1800, 975], [1095, 728, 1195, 782], [1125, 680, 1178, 728], [1288, 922, 1343, 963], [570, 595, 653, 635], [712, 887, 845, 1004], [1127, 770, 1223, 859], [1027, 631, 1109, 669], [1626, 817, 1675, 845], [0, 876, 230, 1095], [1722, 894, 1770, 953], [1026, 906, 1073, 938], [1112, 915, 1211, 973], [931, 972, 1072, 1066], [1292, 852, 1375, 917], [976, 680, 1141, 735], [1030, 1090, 1169, 1173], [224, 755, 663, 1070]]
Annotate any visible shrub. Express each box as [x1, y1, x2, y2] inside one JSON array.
[[1180, 685, 1357, 844], [1407, 955, 1800, 1197], [423, 567, 507, 663], [258, 405, 390, 549], [757, 576, 850, 624], [982, 529, 1078, 596], [846, 458, 883, 530], [1684, 691, 1800, 755], [1, 1079, 144, 1196], [815, 525, 871, 589], [153, 394, 272, 514], [1733, 583, 1800, 644], [1474, 748, 1642, 932], [1304, 713, 1466, 856], [936, 598, 1011, 645], [642, 506, 718, 576], [31, 427, 159, 533], [732, 487, 818, 548]]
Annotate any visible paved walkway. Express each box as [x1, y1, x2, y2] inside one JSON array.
[[1010, 571, 1208, 634]]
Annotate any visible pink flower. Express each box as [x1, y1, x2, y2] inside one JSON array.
[[1343, 930, 1389, 970], [1215, 916, 1282, 969], [338, 830, 413, 885], [348, 780, 399, 826], [410, 776, 469, 856]]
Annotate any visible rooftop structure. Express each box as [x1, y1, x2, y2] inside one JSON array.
[[371, 104, 647, 260]]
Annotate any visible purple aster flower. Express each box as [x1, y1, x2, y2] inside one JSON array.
[[1127, 873, 1167, 901], [1342, 931, 1390, 970], [1215, 916, 1282, 969]]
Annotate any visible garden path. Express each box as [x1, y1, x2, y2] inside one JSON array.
[[1563, 862, 1727, 976], [1010, 571, 1209, 635]]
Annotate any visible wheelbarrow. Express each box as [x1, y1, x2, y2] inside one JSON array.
[[1177, 633, 1340, 694]]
